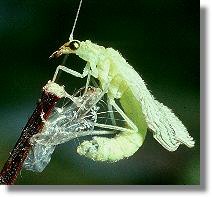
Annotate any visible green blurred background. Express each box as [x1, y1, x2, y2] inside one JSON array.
[[0, 0, 199, 185]]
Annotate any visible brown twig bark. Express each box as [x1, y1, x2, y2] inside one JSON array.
[[0, 81, 63, 185]]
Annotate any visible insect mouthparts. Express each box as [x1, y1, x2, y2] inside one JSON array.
[[49, 50, 62, 59]]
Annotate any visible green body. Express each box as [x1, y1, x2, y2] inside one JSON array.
[[55, 40, 194, 161], [119, 87, 147, 139]]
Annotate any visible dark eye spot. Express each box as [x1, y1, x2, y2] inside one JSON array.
[[69, 40, 80, 51]]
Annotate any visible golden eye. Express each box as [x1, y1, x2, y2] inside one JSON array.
[[68, 40, 80, 51]]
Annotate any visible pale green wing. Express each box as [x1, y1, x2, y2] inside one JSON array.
[[139, 88, 195, 151], [122, 65, 195, 151]]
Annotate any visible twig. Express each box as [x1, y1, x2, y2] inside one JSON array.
[[0, 81, 65, 185]]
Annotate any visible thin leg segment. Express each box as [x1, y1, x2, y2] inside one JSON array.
[[94, 123, 134, 133], [107, 100, 116, 126], [85, 72, 91, 93], [52, 65, 88, 82], [109, 99, 138, 132]]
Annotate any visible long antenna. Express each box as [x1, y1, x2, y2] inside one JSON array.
[[69, 0, 83, 41]]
